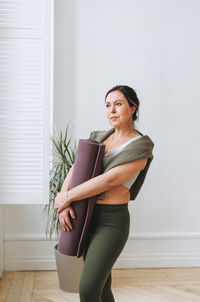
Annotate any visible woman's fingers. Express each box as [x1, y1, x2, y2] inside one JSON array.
[[59, 216, 69, 231], [59, 206, 76, 231], [56, 200, 72, 214], [69, 207, 76, 220], [66, 207, 76, 229], [62, 217, 71, 231], [65, 213, 73, 230], [54, 192, 70, 210]]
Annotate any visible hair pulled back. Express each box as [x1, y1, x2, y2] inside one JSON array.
[[105, 85, 140, 121]]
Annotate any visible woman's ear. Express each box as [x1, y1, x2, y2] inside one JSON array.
[[131, 106, 136, 115]]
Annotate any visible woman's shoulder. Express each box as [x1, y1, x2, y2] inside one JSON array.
[[89, 128, 113, 141], [89, 129, 106, 138], [141, 134, 155, 148]]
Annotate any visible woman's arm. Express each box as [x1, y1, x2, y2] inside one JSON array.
[[55, 157, 148, 213], [58, 164, 75, 231], [60, 164, 74, 193]]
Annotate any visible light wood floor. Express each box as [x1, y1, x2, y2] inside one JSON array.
[[0, 268, 200, 302]]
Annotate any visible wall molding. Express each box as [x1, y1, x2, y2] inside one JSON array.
[[3, 231, 200, 271], [116, 252, 200, 268], [4, 231, 200, 241], [3, 248, 200, 271]]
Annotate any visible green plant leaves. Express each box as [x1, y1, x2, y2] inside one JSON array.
[[43, 123, 77, 239]]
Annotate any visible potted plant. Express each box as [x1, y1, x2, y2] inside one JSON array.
[[43, 124, 84, 293]]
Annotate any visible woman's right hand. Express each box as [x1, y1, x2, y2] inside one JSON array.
[[58, 206, 76, 231]]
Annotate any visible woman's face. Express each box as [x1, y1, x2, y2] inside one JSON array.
[[105, 90, 136, 127]]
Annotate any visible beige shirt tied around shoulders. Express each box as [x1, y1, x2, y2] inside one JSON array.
[[89, 127, 155, 201]]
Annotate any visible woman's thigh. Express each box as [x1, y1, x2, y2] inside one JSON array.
[[80, 221, 130, 292]]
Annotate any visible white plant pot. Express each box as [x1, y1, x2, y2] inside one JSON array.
[[54, 244, 84, 293]]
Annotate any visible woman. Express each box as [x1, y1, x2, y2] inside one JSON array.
[[55, 85, 153, 302]]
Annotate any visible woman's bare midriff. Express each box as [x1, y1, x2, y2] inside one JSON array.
[[96, 184, 130, 205]]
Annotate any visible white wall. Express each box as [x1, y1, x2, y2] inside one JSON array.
[[2, 0, 200, 272]]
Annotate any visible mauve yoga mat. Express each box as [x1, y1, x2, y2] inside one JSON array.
[[57, 138, 105, 258]]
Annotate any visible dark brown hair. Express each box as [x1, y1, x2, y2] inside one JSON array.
[[105, 85, 140, 121]]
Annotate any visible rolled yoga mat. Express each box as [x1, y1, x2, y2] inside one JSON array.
[[57, 138, 105, 258]]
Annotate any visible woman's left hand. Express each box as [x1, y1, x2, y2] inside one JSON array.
[[54, 192, 72, 214]]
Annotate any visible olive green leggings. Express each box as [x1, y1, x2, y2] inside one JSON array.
[[79, 203, 130, 302]]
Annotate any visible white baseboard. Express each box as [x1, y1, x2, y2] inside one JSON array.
[[115, 253, 200, 268], [4, 231, 200, 241], [3, 232, 200, 271]]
